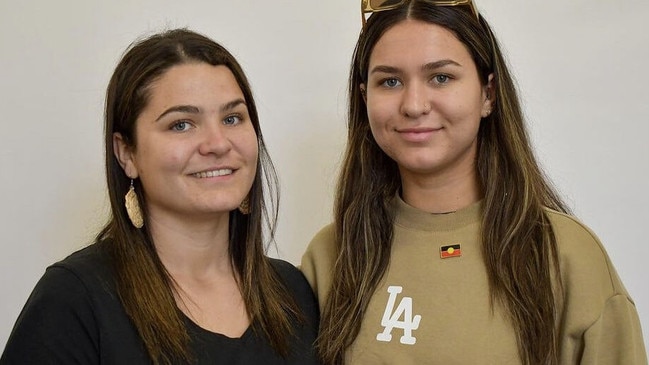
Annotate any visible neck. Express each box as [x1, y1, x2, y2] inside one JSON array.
[[148, 210, 233, 280], [146, 209, 251, 337], [400, 166, 482, 214]]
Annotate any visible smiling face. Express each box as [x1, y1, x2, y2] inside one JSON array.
[[114, 62, 258, 224], [363, 19, 492, 187]]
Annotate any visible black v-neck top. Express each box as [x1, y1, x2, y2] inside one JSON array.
[[1, 241, 320, 364]]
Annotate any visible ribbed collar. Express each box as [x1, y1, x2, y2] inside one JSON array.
[[393, 195, 483, 232]]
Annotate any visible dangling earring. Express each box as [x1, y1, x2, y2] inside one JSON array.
[[125, 179, 144, 228], [238, 195, 250, 215], [482, 90, 493, 118], [482, 99, 493, 117], [482, 107, 492, 118]]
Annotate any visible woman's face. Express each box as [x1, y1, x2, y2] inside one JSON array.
[[362, 19, 492, 185], [114, 62, 258, 224]]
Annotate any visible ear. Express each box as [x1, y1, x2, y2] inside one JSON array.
[[359, 84, 367, 103], [113, 132, 138, 179], [481, 73, 495, 118]]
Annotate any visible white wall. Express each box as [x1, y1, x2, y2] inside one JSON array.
[[1, 0, 647, 352]]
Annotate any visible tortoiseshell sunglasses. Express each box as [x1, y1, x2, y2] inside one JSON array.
[[361, 0, 479, 26]]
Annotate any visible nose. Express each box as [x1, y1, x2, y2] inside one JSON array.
[[400, 82, 431, 118], [198, 123, 231, 156]]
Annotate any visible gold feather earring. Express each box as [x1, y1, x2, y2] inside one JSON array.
[[125, 179, 144, 228], [238, 195, 250, 215]]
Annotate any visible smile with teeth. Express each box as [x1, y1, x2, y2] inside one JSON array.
[[192, 169, 233, 178]]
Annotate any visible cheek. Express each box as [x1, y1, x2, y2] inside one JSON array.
[[367, 97, 393, 134], [134, 140, 186, 177], [242, 135, 259, 190], [238, 128, 259, 168], [248, 142, 259, 169], [366, 100, 395, 155], [438, 91, 483, 126], [368, 118, 394, 159]]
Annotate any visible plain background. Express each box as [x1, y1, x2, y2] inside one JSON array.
[[1, 0, 647, 352]]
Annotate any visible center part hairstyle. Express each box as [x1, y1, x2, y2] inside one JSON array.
[[319, 1, 569, 364], [97, 29, 298, 364]]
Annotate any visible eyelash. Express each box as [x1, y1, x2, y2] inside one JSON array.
[[379, 77, 402, 88], [431, 74, 452, 84], [170, 120, 192, 132], [167, 112, 246, 133], [377, 74, 453, 89], [223, 114, 242, 125]]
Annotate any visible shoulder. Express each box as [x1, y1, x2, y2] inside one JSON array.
[[30, 243, 113, 299], [545, 210, 617, 277], [268, 257, 308, 289], [309, 223, 336, 244], [545, 209, 604, 252], [268, 258, 316, 307], [47, 242, 115, 296], [267, 257, 319, 331], [545, 210, 648, 360], [547, 209, 624, 284], [300, 223, 337, 308], [545, 208, 633, 303], [302, 223, 337, 265], [28, 242, 116, 319], [1, 243, 115, 363], [56, 242, 112, 274]]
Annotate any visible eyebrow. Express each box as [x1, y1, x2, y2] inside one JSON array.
[[220, 98, 246, 113], [155, 98, 247, 122], [155, 105, 200, 122], [369, 59, 462, 75], [421, 59, 461, 71]]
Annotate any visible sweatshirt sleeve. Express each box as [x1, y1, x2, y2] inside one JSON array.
[[548, 209, 648, 364], [0, 266, 100, 365], [300, 224, 337, 310], [579, 294, 648, 364]]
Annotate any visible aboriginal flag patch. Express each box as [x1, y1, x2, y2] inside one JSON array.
[[440, 244, 461, 259]]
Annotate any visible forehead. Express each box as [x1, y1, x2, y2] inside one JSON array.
[[370, 19, 473, 67], [145, 62, 244, 108]]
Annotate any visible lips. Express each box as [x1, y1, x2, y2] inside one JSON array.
[[397, 127, 442, 133], [397, 126, 442, 142], [191, 168, 233, 178]]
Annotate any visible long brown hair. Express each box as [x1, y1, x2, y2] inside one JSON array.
[[97, 29, 299, 364], [319, 2, 568, 364]]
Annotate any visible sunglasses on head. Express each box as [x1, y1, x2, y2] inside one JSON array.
[[361, 0, 480, 26]]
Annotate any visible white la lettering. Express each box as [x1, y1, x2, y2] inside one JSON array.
[[376, 286, 421, 345]]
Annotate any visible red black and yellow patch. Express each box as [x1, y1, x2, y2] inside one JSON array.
[[440, 244, 461, 259]]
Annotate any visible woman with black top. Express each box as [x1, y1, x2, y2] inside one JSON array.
[[1, 29, 319, 365]]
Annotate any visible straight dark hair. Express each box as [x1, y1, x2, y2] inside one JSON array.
[[97, 28, 299, 364], [318, 2, 568, 364]]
